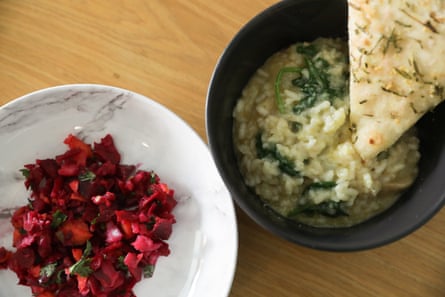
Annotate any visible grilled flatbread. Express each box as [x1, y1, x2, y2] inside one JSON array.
[[348, 0, 445, 160]]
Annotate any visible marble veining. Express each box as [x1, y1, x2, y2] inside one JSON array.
[[74, 92, 128, 139], [0, 89, 128, 137]]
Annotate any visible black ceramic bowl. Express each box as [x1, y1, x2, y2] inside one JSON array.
[[206, 0, 445, 251]]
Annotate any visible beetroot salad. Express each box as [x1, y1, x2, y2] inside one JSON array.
[[0, 134, 177, 297]]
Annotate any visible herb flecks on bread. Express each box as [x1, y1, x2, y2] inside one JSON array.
[[348, 0, 445, 159]]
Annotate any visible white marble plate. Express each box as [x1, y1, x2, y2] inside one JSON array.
[[0, 84, 238, 297]]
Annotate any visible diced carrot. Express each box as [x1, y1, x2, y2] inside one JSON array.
[[68, 180, 79, 192], [58, 219, 92, 246], [63, 134, 93, 166], [70, 192, 87, 202], [72, 248, 83, 262], [30, 265, 41, 278], [119, 220, 133, 239], [64, 134, 92, 157]]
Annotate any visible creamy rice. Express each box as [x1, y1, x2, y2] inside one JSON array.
[[233, 38, 420, 228]]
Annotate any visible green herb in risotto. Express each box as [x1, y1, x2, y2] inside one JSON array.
[[233, 38, 420, 228]]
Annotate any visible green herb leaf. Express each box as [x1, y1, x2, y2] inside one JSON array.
[[394, 67, 412, 80], [69, 241, 93, 277], [83, 240, 93, 257], [20, 168, 30, 178], [143, 264, 155, 278], [150, 172, 157, 184], [90, 213, 100, 225], [40, 262, 58, 279], [274, 67, 302, 113], [116, 255, 128, 272], [382, 28, 402, 54], [55, 269, 65, 284], [78, 170, 96, 182], [69, 257, 93, 277], [296, 44, 318, 57], [305, 57, 329, 90], [51, 210, 68, 229]]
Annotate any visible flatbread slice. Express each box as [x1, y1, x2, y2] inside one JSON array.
[[348, 0, 445, 160]]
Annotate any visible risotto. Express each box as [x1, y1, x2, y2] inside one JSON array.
[[233, 38, 420, 228]]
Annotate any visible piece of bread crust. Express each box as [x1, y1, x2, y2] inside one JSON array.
[[348, 0, 445, 159]]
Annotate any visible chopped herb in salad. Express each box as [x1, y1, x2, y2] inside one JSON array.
[[0, 134, 177, 297]]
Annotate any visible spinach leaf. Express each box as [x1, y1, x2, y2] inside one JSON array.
[[296, 44, 318, 57], [288, 181, 348, 218], [288, 121, 302, 133], [291, 48, 346, 114], [306, 181, 337, 190], [291, 57, 332, 114], [292, 93, 318, 114], [275, 42, 348, 115], [255, 133, 300, 177]]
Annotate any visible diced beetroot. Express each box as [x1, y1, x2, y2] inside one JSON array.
[[95, 161, 116, 176], [0, 247, 12, 268], [16, 234, 37, 248], [117, 164, 137, 180], [24, 165, 45, 192], [92, 260, 125, 292], [50, 176, 64, 200], [123, 253, 143, 281], [37, 231, 53, 259], [23, 211, 48, 232], [0, 134, 177, 296], [93, 135, 121, 164], [151, 217, 174, 240], [91, 191, 115, 207], [37, 159, 59, 179], [131, 235, 162, 253], [8, 247, 35, 271], [57, 162, 80, 177]]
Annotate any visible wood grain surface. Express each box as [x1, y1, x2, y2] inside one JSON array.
[[1, 1, 444, 296]]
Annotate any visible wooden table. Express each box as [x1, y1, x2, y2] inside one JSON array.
[[1, 1, 444, 296]]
